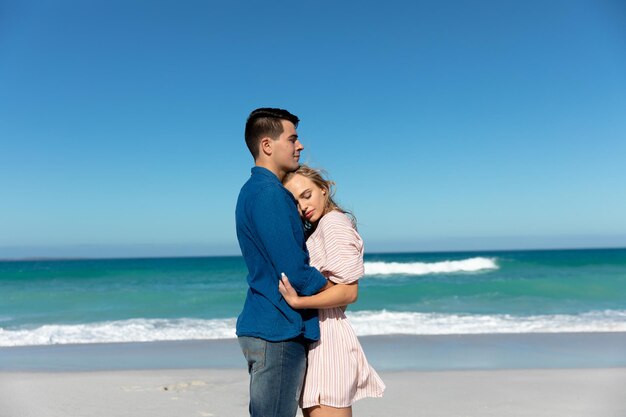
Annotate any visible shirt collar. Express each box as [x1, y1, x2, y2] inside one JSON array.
[[251, 166, 280, 182], [251, 166, 297, 203]]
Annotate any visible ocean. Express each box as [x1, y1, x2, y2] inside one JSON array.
[[1, 248, 625, 347]]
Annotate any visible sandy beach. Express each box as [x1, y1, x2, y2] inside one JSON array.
[[2, 368, 625, 417], [1, 333, 626, 416]]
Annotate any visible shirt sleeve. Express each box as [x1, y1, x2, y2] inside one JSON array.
[[316, 211, 364, 284], [248, 185, 327, 296]]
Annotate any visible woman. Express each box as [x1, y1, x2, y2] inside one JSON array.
[[279, 165, 385, 417]]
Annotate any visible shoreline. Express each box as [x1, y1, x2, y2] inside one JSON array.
[[2, 332, 626, 372]]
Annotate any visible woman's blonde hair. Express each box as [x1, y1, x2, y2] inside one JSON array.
[[283, 165, 356, 234]]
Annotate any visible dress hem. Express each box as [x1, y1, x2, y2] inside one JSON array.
[[301, 388, 385, 409]]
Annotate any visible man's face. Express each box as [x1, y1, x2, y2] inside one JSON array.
[[271, 120, 304, 176]]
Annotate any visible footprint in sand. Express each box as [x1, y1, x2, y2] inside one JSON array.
[[162, 380, 208, 392]]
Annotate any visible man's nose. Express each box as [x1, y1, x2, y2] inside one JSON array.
[[295, 140, 304, 151]]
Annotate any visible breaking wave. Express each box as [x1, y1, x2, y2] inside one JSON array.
[[364, 257, 498, 276], [2, 309, 626, 347]]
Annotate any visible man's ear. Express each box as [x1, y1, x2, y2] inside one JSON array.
[[260, 137, 273, 156]]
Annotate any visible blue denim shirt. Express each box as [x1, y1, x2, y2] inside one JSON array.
[[235, 167, 328, 342]]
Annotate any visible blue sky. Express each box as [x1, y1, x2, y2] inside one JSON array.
[[1, 0, 625, 258]]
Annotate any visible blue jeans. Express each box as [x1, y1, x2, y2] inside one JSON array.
[[238, 336, 308, 417]]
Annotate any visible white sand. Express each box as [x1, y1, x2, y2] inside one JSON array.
[[1, 368, 625, 417]]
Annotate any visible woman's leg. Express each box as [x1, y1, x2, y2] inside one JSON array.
[[305, 405, 352, 417]]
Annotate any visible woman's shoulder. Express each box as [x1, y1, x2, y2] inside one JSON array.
[[316, 211, 361, 244], [319, 210, 353, 229]]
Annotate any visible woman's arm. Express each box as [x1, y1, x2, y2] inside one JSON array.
[[279, 274, 358, 309]]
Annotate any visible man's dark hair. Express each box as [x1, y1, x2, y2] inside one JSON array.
[[244, 108, 300, 159]]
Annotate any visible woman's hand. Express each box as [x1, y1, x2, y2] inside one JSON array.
[[278, 273, 303, 309]]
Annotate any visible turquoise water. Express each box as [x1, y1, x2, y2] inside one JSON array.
[[1, 248, 625, 346]]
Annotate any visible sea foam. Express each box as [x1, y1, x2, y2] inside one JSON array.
[[346, 309, 626, 335], [364, 257, 498, 276], [0, 318, 237, 347], [2, 310, 626, 347]]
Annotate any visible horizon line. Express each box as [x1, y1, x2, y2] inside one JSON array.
[[1, 245, 625, 263]]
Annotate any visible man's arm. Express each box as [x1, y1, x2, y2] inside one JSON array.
[[248, 186, 327, 296]]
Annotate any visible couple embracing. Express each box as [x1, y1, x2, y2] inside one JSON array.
[[235, 108, 385, 417]]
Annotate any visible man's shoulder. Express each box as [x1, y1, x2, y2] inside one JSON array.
[[237, 178, 294, 219], [239, 176, 284, 201]]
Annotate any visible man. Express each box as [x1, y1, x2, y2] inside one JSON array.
[[235, 108, 329, 417]]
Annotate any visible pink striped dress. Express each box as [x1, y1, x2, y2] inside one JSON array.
[[301, 210, 385, 408]]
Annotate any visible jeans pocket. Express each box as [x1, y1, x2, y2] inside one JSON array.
[[238, 336, 266, 375]]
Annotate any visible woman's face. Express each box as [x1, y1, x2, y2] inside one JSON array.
[[284, 174, 327, 224]]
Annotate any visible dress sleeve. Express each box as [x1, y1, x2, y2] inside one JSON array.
[[316, 211, 364, 284]]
